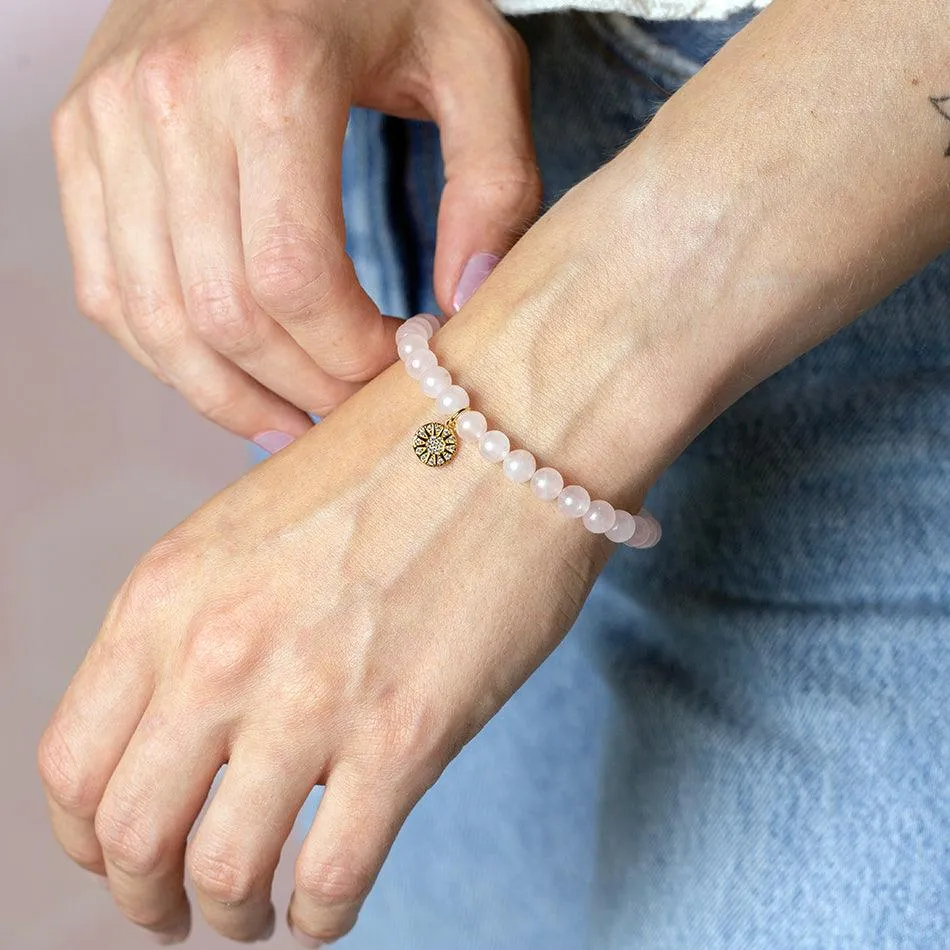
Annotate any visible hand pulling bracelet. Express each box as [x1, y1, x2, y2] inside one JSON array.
[[396, 314, 662, 549]]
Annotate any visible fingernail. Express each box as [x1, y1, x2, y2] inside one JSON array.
[[290, 924, 324, 948], [259, 906, 276, 942], [153, 933, 186, 946], [452, 252, 500, 312], [252, 430, 296, 455]]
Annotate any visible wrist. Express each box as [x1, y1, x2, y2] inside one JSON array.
[[430, 176, 713, 510]]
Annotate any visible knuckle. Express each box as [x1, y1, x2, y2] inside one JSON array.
[[374, 695, 444, 767], [95, 805, 166, 876], [63, 843, 105, 874], [74, 275, 117, 324], [84, 65, 132, 122], [357, 693, 458, 793], [134, 46, 190, 118], [246, 229, 338, 318], [122, 286, 182, 346], [307, 387, 349, 417], [494, 20, 530, 74], [188, 381, 246, 427], [50, 97, 83, 156], [185, 280, 260, 356], [296, 860, 373, 909], [120, 904, 176, 931], [189, 850, 257, 906], [37, 721, 95, 813], [179, 606, 262, 690], [228, 15, 325, 101], [492, 162, 543, 225], [120, 541, 188, 620]]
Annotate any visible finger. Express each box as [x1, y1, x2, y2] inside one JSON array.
[[233, 80, 400, 383], [88, 84, 313, 441], [37, 603, 154, 880], [156, 113, 362, 416], [51, 98, 164, 378], [428, 8, 542, 313], [289, 766, 414, 946], [95, 689, 226, 942], [188, 743, 318, 942]]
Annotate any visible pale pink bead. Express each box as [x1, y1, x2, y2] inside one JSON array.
[[644, 515, 663, 547], [556, 485, 591, 519], [583, 500, 616, 534], [530, 467, 564, 502], [405, 348, 437, 380], [626, 513, 662, 549], [416, 313, 442, 335], [605, 509, 636, 543], [397, 333, 428, 361], [419, 366, 452, 398], [396, 314, 438, 341], [396, 321, 426, 343], [436, 385, 470, 415], [502, 449, 536, 483], [456, 410, 487, 443], [478, 430, 510, 463]]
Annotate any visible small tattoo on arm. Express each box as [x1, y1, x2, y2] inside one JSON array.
[[930, 95, 950, 156]]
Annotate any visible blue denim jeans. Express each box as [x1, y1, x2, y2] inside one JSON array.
[[297, 9, 950, 948]]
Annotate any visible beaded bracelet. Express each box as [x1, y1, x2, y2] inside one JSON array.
[[396, 314, 661, 549]]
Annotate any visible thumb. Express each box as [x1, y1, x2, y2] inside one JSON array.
[[428, 10, 542, 314]]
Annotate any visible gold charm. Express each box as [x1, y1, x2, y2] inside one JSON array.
[[413, 419, 459, 466]]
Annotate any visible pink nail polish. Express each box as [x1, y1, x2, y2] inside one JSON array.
[[452, 252, 500, 312], [252, 430, 295, 455], [290, 924, 324, 948]]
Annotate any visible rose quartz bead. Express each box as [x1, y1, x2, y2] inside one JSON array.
[[396, 322, 425, 343], [436, 385, 470, 415], [478, 430, 510, 463], [415, 312, 442, 335], [605, 509, 636, 543], [530, 467, 564, 502], [626, 513, 662, 549], [556, 485, 591, 519], [502, 449, 536, 483], [405, 348, 437, 380], [419, 366, 452, 398], [456, 410, 487, 443], [397, 333, 428, 361], [583, 500, 616, 534], [396, 314, 438, 342]]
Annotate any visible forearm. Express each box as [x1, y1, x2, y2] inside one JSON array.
[[424, 0, 950, 509], [637, 0, 950, 393]]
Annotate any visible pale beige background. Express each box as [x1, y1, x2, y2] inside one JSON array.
[[0, 1, 304, 944]]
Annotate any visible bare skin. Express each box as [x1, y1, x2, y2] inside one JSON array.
[[40, 0, 950, 946], [51, 0, 540, 441]]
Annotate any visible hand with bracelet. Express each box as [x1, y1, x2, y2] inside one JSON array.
[[40, 1, 950, 947]]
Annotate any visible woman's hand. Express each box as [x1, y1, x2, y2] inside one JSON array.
[[36, 357, 626, 944], [39, 0, 950, 941], [53, 0, 540, 444]]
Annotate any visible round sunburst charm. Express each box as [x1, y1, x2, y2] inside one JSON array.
[[413, 420, 458, 466]]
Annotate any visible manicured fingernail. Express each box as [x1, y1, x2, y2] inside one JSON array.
[[290, 924, 324, 948], [252, 430, 296, 455], [452, 252, 500, 312]]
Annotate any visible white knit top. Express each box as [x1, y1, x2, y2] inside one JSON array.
[[496, 0, 768, 19]]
